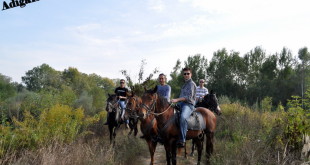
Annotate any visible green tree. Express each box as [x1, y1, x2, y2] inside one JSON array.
[[0, 74, 16, 101], [22, 64, 62, 92], [298, 47, 310, 104]]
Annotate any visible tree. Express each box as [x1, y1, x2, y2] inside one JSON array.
[[298, 47, 310, 104], [22, 64, 62, 92], [0, 74, 16, 101]]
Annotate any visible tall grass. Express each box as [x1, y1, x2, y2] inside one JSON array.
[[209, 103, 306, 165]]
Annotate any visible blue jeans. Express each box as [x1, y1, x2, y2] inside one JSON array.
[[178, 102, 194, 143], [118, 100, 129, 124]]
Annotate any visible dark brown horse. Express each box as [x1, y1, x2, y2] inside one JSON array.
[[105, 94, 122, 145], [126, 95, 159, 165], [138, 89, 217, 165]]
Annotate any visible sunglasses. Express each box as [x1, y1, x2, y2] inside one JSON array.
[[183, 72, 190, 75], [200, 81, 204, 83], [120, 82, 125, 84]]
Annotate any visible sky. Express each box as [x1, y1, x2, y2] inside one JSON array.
[[1, 0, 309, 83]]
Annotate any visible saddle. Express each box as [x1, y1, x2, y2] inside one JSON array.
[[174, 108, 205, 131], [186, 110, 206, 130]]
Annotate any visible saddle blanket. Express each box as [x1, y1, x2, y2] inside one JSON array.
[[186, 111, 206, 130]]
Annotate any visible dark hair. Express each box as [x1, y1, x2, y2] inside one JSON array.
[[182, 68, 191, 72], [159, 73, 166, 77], [120, 79, 125, 82]]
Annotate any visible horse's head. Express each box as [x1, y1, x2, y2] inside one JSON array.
[[126, 94, 142, 119], [106, 94, 118, 112], [137, 87, 158, 119], [202, 90, 222, 115]]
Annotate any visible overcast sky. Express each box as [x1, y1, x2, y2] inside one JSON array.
[[1, 0, 309, 83]]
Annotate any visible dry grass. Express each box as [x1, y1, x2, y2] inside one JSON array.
[[0, 126, 149, 165]]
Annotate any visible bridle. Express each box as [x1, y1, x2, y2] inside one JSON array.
[[140, 93, 172, 117], [140, 93, 158, 117], [107, 98, 119, 113], [126, 96, 140, 119]]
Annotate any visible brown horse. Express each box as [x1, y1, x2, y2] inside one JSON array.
[[126, 95, 140, 136], [138, 88, 217, 165], [126, 95, 159, 165]]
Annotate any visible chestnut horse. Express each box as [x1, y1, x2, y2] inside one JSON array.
[[126, 95, 140, 136], [138, 89, 218, 165], [126, 95, 159, 165]]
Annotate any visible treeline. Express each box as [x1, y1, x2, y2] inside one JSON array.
[[0, 64, 116, 123], [1, 46, 310, 121], [169, 46, 310, 108]]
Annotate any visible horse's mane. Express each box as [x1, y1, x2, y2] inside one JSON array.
[[144, 89, 170, 110]]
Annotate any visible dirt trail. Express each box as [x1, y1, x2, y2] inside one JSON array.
[[139, 144, 197, 165]]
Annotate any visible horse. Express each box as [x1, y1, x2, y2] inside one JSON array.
[[195, 90, 222, 116], [125, 95, 140, 136], [126, 94, 159, 165], [138, 88, 218, 165], [187, 90, 222, 156], [105, 94, 122, 145]]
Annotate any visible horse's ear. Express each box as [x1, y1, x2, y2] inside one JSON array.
[[108, 93, 111, 97], [210, 90, 214, 95], [152, 85, 158, 94], [144, 86, 147, 91]]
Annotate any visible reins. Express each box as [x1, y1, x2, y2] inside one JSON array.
[[141, 93, 172, 117], [150, 103, 173, 116]]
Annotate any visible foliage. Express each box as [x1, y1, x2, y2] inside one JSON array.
[[261, 96, 272, 112], [0, 104, 87, 158], [121, 59, 159, 96], [0, 74, 17, 102]]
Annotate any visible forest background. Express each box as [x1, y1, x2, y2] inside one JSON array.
[[0, 46, 309, 164]]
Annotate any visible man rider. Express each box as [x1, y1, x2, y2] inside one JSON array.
[[104, 79, 129, 128], [171, 68, 197, 148]]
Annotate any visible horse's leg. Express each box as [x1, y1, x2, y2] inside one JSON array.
[[164, 144, 172, 165], [195, 138, 203, 165], [171, 141, 177, 165], [134, 120, 139, 136], [147, 139, 157, 165], [205, 132, 214, 160], [184, 141, 187, 158], [109, 125, 113, 145], [190, 139, 195, 156]]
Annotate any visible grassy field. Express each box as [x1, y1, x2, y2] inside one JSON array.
[[1, 103, 309, 165]]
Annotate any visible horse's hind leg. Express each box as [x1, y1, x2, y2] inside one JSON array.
[[190, 139, 195, 156], [194, 137, 203, 165], [205, 132, 214, 159]]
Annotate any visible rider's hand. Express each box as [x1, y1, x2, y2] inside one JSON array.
[[171, 99, 178, 103]]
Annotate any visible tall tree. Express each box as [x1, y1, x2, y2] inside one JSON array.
[[22, 64, 61, 92], [298, 47, 310, 104]]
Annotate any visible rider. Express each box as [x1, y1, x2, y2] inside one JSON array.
[[195, 79, 209, 105], [104, 79, 129, 128], [145, 73, 171, 141], [171, 68, 197, 148], [115, 79, 129, 128], [156, 73, 171, 102]]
